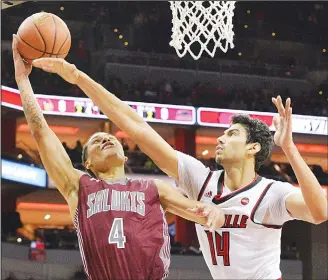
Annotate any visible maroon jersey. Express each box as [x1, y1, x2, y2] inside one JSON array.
[[73, 174, 170, 280]]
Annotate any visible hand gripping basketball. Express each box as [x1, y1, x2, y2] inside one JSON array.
[[32, 58, 80, 84]]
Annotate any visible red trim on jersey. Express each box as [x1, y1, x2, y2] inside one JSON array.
[[197, 171, 213, 201], [212, 172, 262, 204], [250, 182, 283, 229]]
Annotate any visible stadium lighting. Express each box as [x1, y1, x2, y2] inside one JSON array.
[[202, 150, 209, 156], [322, 48, 327, 53], [114, 28, 118, 33], [119, 35, 123, 39], [238, 52, 242, 56], [319, 90, 323, 95], [60, 6, 64, 11], [244, 24, 248, 29], [247, 10, 251, 14], [272, 32, 276, 37]]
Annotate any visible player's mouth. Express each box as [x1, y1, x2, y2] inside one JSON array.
[[102, 142, 114, 150], [216, 145, 224, 153]]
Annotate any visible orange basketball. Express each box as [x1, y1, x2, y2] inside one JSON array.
[[16, 12, 71, 64]]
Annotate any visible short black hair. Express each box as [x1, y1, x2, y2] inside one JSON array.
[[82, 141, 97, 178], [82, 143, 88, 166], [231, 114, 273, 172]]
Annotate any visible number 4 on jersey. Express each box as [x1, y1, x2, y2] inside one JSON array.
[[108, 218, 126, 248]]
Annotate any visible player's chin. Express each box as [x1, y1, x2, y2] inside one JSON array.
[[215, 154, 223, 164]]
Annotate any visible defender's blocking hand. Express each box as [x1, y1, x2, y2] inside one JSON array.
[[32, 58, 80, 84]]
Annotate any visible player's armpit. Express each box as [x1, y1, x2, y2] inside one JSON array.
[[285, 193, 327, 224], [156, 179, 224, 230], [34, 128, 83, 201]]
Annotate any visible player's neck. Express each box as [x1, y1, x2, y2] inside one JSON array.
[[223, 163, 256, 192], [96, 166, 126, 181]]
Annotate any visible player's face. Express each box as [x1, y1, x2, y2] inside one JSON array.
[[85, 133, 126, 172], [215, 124, 251, 165]]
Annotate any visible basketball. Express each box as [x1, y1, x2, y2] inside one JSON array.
[[16, 12, 71, 64]]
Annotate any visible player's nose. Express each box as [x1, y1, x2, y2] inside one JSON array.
[[101, 136, 110, 144], [217, 135, 224, 144]]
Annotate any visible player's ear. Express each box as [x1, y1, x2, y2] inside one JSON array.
[[246, 142, 261, 156], [85, 160, 92, 170], [124, 156, 128, 163]]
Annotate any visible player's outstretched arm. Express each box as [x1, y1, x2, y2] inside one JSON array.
[[32, 58, 179, 180], [13, 36, 82, 202], [272, 96, 327, 224], [156, 180, 225, 231]]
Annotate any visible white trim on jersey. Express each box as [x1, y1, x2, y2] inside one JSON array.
[[159, 205, 171, 279], [74, 209, 92, 280]]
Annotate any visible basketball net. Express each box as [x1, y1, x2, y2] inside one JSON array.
[[169, 1, 236, 60]]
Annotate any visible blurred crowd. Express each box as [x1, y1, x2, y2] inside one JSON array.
[[2, 46, 327, 116], [105, 75, 328, 116]]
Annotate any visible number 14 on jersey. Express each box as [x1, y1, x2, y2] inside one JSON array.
[[205, 230, 230, 266]]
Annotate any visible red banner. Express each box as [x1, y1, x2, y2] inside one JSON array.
[[197, 107, 328, 136], [1, 86, 196, 125]]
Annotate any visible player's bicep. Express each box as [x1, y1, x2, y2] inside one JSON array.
[[285, 193, 316, 224], [135, 124, 178, 179], [34, 128, 81, 200]]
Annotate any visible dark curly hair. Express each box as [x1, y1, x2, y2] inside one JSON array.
[[231, 114, 274, 172]]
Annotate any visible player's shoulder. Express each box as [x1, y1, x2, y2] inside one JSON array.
[[260, 176, 299, 195], [176, 150, 206, 166], [78, 171, 96, 185]]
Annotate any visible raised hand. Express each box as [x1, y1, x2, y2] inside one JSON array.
[[12, 34, 32, 82], [32, 57, 80, 84], [271, 95, 294, 151], [187, 204, 225, 231]]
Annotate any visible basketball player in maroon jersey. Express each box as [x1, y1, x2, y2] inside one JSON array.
[[13, 36, 226, 280], [31, 51, 327, 279]]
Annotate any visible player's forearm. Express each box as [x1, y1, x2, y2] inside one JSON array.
[[167, 199, 208, 226], [16, 78, 49, 137], [284, 144, 327, 222], [76, 71, 146, 139]]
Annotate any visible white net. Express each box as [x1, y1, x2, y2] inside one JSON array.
[[169, 1, 236, 60]]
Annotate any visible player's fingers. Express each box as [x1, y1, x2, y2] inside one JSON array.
[[285, 98, 291, 118], [272, 97, 284, 118], [286, 107, 293, 134], [206, 211, 215, 228], [12, 35, 19, 60], [276, 96, 286, 117], [272, 115, 280, 131], [33, 59, 56, 73]]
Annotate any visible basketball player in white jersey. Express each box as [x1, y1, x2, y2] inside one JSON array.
[[32, 58, 327, 280]]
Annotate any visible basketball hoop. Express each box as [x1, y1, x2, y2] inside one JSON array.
[[169, 1, 236, 60]]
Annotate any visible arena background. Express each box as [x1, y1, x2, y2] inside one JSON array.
[[1, 1, 327, 279]]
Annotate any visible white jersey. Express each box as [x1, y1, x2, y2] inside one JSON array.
[[176, 151, 301, 280]]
